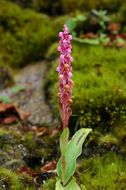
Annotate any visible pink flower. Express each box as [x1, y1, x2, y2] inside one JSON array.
[[57, 25, 73, 129]]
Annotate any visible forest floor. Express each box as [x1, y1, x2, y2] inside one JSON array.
[[0, 62, 59, 189]]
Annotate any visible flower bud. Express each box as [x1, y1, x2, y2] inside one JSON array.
[[64, 64, 69, 70], [59, 74, 63, 80], [65, 84, 69, 91]]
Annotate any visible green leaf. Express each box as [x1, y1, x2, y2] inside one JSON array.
[[57, 128, 92, 185], [60, 128, 69, 157], [11, 85, 25, 93], [66, 19, 77, 32], [56, 178, 81, 190], [76, 15, 86, 22], [99, 34, 110, 43], [73, 37, 99, 45], [71, 31, 77, 37], [0, 95, 11, 103], [56, 179, 64, 190]]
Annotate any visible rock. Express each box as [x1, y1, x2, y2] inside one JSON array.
[[0, 128, 27, 170], [0, 62, 58, 126]]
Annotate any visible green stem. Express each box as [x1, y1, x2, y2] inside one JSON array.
[[61, 155, 65, 185]]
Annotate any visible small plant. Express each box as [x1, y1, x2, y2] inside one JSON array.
[[65, 12, 110, 45], [66, 15, 87, 35], [55, 25, 92, 190], [90, 9, 110, 31]]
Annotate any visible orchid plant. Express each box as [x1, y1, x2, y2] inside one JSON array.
[[56, 25, 92, 190]]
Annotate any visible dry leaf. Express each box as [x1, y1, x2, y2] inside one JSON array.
[[3, 116, 17, 124], [18, 166, 38, 177], [0, 103, 20, 124], [41, 160, 57, 172]]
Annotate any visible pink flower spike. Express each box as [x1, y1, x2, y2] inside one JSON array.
[[57, 24, 73, 129]]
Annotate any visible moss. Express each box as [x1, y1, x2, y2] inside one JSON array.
[[22, 130, 59, 160], [118, 4, 126, 24], [31, 0, 63, 15], [112, 121, 126, 155], [6, 0, 63, 16], [22, 131, 46, 158], [42, 178, 55, 190], [5, 0, 126, 18], [98, 134, 118, 145], [78, 152, 126, 190], [0, 168, 22, 190], [0, 64, 14, 89], [0, 167, 36, 190], [45, 43, 126, 132], [0, 128, 20, 146], [0, 1, 54, 68], [60, 0, 124, 14], [19, 174, 36, 190], [113, 121, 126, 141]]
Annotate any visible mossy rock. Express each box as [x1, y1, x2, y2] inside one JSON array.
[[45, 43, 126, 132], [0, 127, 26, 170], [22, 131, 47, 158]]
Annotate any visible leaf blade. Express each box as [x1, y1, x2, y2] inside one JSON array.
[[60, 127, 69, 156], [56, 178, 81, 190], [57, 128, 92, 185]]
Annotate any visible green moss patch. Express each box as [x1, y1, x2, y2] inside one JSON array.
[[0, 1, 54, 68], [0, 168, 21, 190], [78, 152, 126, 190], [42, 178, 55, 190], [0, 167, 35, 190], [45, 44, 126, 132]]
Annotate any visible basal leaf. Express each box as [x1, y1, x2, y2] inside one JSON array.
[[56, 178, 64, 190], [56, 178, 81, 190], [60, 127, 69, 157], [76, 15, 86, 21], [57, 128, 92, 185]]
